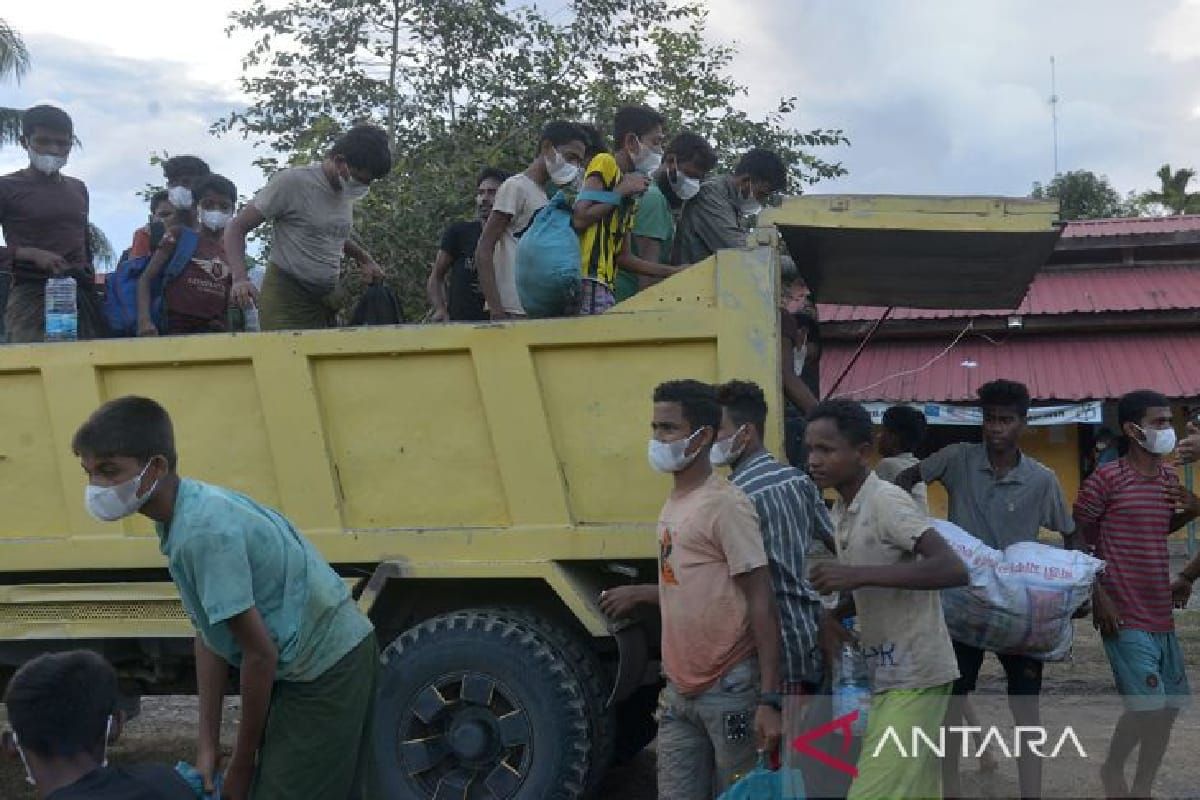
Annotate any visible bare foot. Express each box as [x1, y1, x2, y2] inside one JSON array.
[[1100, 760, 1129, 799]]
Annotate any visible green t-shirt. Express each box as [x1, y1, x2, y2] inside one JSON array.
[[616, 184, 675, 302], [157, 478, 372, 682]]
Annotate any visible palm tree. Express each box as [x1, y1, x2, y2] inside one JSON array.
[[1141, 164, 1200, 215], [0, 19, 30, 146]]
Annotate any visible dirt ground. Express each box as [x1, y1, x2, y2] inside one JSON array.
[[4, 552, 1200, 798]]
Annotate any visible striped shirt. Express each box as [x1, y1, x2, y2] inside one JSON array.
[[577, 153, 639, 289], [731, 451, 833, 686], [1074, 459, 1178, 632]]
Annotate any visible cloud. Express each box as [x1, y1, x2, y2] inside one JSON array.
[[0, 31, 265, 264]]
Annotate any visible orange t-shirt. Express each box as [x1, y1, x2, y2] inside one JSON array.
[[658, 474, 767, 695]]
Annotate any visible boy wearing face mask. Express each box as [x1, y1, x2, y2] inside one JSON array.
[[128, 157, 211, 260], [72, 397, 379, 800], [600, 380, 782, 797], [1075, 390, 1199, 799], [225, 124, 392, 331], [474, 120, 588, 321], [3, 650, 194, 799], [676, 148, 788, 267], [136, 174, 238, 336], [571, 105, 680, 315], [0, 105, 107, 342], [615, 132, 719, 301]]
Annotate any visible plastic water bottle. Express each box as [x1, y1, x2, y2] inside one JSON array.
[[44, 276, 78, 342], [832, 617, 870, 737], [242, 302, 260, 333]]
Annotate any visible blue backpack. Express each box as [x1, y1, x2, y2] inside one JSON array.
[[516, 188, 619, 318], [104, 227, 199, 337]]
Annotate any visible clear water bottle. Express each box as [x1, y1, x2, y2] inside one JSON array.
[[44, 276, 78, 342], [832, 616, 870, 737], [242, 303, 260, 333]]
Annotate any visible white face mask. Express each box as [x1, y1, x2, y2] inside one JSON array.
[[710, 425, 749, 467], [200, 209, 232, 231], [85, 461, 159, 522], [28, 149, 68, 176], [545, 149, 581, 187], [13, 715, 113, 786], [1134, 424, 1177, 456], [738, 186, 763, 218], [633, 140, 663, 175], [343, 176, 370, 201], [167, 186, 194, 208], [648, 428, 706, 474], [667, 169, 701, 201]]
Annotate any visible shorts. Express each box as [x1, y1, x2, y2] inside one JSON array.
[[952, 639, 1043, 696], [656, 659, 760, 799], [577, 278, 616, 316], [849, 683, 953, 800], [1102, 629, 1191, 712]]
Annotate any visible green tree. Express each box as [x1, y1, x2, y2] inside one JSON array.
[[217, 0, 849, 317], [1140, 163, 1200, 215], [0, 19, 30, 146], [1030, 170, 1129, 220]]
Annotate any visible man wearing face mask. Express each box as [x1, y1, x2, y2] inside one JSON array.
[[127, 156, 211, 261], [614, 132, 718, 301], [136, 174, 238, 336], [3, 650, 194, 799], [474, 120, 587, 320], [675, 148, 788, 267], [72, 397, 379, 800], [599, 380, 782, 797], [1075, 390, 1199, 799], [225, 124, 392, 331], [0, 105, 107, 342], [572, 105, 680, 315]]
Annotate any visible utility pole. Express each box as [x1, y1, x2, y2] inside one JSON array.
[[1050, 56, 1060, 177]]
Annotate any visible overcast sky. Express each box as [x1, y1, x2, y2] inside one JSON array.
[[3, 0, 1199, 262]]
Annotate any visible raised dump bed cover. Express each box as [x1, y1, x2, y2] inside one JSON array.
[[761, 194, 1062, 310]]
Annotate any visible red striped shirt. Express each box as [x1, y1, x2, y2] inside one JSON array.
[[1074, 459, 1177, 632]]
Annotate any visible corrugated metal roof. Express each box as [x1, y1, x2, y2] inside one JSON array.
[[822, 332, 1200, 402], [817, 264, 1200, 321], [1061, 215, 1200, 238]]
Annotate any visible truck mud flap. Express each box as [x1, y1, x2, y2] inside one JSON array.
[[607, 620, 648, 708]]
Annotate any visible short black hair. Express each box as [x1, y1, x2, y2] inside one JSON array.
[[22, 104, 73, 138], [882, 405, 927, 452], [1118, 390, 1171, 429], [72, 396, 178, 470], [191, 173, 237, 206], [573, 122, 608, 159], [809, 399, 874, 446], [977, 379, 1031, 419], [653, 380, 721, 433], [161, 155, 211, 183], [668, 132, 718, 172], [613, 105, 665, 146], [331, 124, 393, 180], [716, 380, 768, 436], [734, 148, 788, 192], [476, 168, 510, 187], [149, 190, 170, 212], [5, 650, 117, 759], [540, 120, 587, 151]]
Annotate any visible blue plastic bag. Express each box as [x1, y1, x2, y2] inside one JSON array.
[[718, 753, 793, 800], [174, 761, 223, 799], [516, 188, 620, 318]]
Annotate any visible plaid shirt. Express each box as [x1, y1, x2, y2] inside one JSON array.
[[731, 451, 833, 686]]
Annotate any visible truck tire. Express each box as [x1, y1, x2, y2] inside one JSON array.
[[376, 610, 592, 800], [492, 607, 616, 795]]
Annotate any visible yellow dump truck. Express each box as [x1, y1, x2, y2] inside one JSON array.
[[0, 196, 1059, 798]]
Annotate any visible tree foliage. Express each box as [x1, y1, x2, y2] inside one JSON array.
[[216, 0, 849, 317], [0, 18, 30, 147], [1030, 170, 1130, 220], [1140, 163, 1200, 216]]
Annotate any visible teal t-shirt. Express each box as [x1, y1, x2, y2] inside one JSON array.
[[157, 478, 372, 682], [616, 184, 676, 301]]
